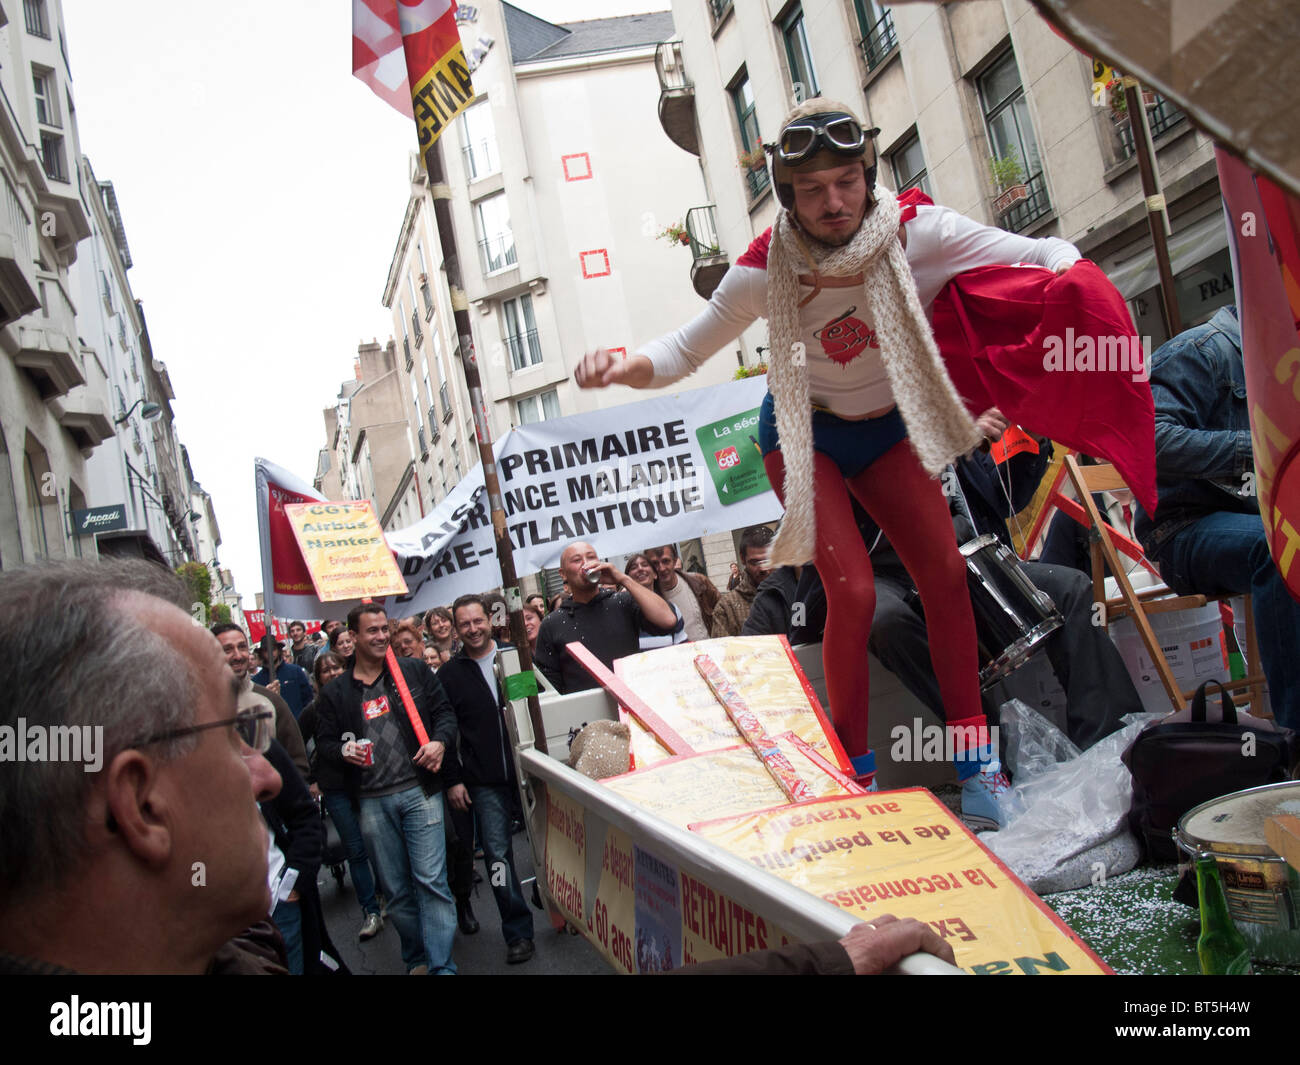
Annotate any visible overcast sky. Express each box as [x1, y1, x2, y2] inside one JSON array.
[[62, 0, 664, 612]]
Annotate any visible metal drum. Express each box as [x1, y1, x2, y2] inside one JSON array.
[[960, 534, 1063, 690], [1175, 780, 1300, 968]]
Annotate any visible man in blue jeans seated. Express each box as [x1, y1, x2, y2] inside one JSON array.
[[1135, 305, 1299, 729], [439, 595, 536, 964], [315, 602, 460, 974]]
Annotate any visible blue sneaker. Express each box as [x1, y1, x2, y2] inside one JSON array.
[[958, 758, 1010, 832], [849, 751, 879, 792]]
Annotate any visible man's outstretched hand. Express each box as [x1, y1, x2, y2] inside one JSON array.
[[838, 914, 956, 974], [575, 348, 653, 390]]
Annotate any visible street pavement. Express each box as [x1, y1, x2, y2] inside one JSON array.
[[317, 821, 614, 976]]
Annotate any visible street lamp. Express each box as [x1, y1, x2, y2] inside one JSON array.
[[114, 398, 162, 426]]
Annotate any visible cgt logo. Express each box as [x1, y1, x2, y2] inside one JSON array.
[[713, 446, 741, 471]]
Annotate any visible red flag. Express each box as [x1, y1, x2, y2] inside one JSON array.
[[929, 261, 1157, 515], [352, 0, 414, 117], [352, 1, 474, 151], [1217, 148, 1300, 600]]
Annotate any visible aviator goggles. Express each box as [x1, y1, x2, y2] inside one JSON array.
[[776, 114, 867, 165]]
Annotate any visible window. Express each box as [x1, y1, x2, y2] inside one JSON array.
[[410, 375, 422, 439], [461, 100, 499, 181], [40, 131, 67, 183], [451, 440, 461, 480], [24, 0, 50, 39], [474, 193, 516, 274], [709, 0, 733, 25], [730, 73, 770, 201], [780, 7, 820, 101], [890, 132, 930, 195], [977, 50, 1049, 232], [399, 303, 412, 368], [502, 294, 541, 371], [422, 365, 436, 428], [32, 67, 59, 127], [439, 458, 447, 498], [516, 389, 560, 426], [853, 1, 897, 72]]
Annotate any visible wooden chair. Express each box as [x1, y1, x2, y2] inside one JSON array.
[[1061, 454, 1267, 713]]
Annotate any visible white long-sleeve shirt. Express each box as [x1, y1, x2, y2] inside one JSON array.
[[638, 201, 1080, 418]]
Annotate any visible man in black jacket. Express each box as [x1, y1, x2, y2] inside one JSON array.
[[260, 739, 348, 975], [439, 595, 536, 964], [315, 602, 460, 975]]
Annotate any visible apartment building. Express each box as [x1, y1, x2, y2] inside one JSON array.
[[660, 0, 1228, 347], [313, 340, 423, 532]]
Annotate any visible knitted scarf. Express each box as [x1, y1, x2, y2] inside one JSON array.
[[765, 186, 982, 566]]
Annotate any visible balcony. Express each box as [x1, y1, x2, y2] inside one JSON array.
[[655, 40, 699, 156], [505, 328, 542, 372], [410, 309, 423, 347], [462, 139, 499, 183], [0, 174, 39, 327], [685, 205, 728, 300], [859, 10, 898, 73], [2, 321, 83, 398], [418, 426, 429, 460], [478, 233, 517, 275], [744, 163, 771, 203], [428, 406, 440, 443], [996, 171, 1052, 234], [708, 0, 733, 26], [1114, 95, 1188, 160], [49, 387, 113, 452], [421, 278, 434, 320], [403, 335, 413, 371], [24, 0, 50, 38], [439, 382, 453, 423]]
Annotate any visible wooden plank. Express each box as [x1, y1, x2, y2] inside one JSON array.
[[1265, 815, 1300, 875]]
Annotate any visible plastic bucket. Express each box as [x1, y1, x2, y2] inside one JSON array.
[[1108, 601, 1228, 712]]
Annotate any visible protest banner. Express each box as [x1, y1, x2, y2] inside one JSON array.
[[284, 500, 408, 602], [690, 790, 1112, 974], [258, 376, 779, 621], [244, 611, 321, 645]]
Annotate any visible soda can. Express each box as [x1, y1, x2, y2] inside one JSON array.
[[357, 738, 374, 766]]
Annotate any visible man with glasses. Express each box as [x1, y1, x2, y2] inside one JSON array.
[[0, 559, 285, 974], [314, 602, 460, 974]]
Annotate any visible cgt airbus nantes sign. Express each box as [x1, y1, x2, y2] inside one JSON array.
[[71, 504, 128, 536]]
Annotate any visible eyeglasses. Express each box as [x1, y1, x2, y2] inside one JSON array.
[[132, 708, 275, 754], [776, 114, 866, 164]]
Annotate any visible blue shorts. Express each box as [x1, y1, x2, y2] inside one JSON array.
[[757, 391, 907, 478]]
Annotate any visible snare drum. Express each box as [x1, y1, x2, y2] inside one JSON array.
[[1175, 781, 1300, 967], [960, 534, 1063, 689]]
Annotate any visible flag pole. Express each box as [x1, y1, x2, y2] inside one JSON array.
[[422, 137, 549, 756]]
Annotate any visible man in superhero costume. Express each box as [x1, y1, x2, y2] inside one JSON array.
[[576, 99, 1086, 828]]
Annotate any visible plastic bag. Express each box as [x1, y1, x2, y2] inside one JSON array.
[[987, 702, 1164, 893]]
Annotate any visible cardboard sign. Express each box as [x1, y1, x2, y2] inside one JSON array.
[[283, 501, 407, 603]]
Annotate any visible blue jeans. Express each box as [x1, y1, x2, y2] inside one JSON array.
[[1159, 511, 1299, 729], [469, 784, 534, 945], [360, 786, 458, 974], [271, 897, 302, 975], [322, 790, 381, 918]]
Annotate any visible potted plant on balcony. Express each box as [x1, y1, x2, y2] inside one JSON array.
[[658, 221, 692, 247], [737, 145, 767, 172], [989, 153, 1028, 215]]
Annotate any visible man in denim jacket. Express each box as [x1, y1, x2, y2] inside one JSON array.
[[1135, 306, 1298, 728]]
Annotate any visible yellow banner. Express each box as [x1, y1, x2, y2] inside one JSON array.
[[691, 790, 1110, 974], [283, 501, 408, 603], [411, 44, 475, 152]]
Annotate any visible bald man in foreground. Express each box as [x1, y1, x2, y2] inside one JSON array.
[[0, 559, 283, 975], [533, 541, 678, 693]]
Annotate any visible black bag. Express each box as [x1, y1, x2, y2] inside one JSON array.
[[1122, 679, 1299, 862]]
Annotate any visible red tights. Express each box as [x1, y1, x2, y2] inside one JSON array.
[[763, 443, 983, 758]]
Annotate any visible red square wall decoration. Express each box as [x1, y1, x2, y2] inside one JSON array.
[[562, 153, 593, 181], [580, 249, 610, 279]]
